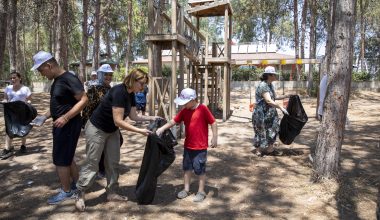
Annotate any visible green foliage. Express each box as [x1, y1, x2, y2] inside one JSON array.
[[231, 66, 263, 81], [352, 71, 372, 81]]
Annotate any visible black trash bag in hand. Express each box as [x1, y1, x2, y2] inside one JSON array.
[[279, 95, 308, 145], [135, 118, 177, 205], [3, 101, 37, 138]]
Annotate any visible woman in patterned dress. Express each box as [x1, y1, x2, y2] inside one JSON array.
[[252, 66, 289, 156]]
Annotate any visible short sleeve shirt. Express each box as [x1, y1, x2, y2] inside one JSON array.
[[90, 83, 136, 133], [255, 81, 276, 104], [174, 104, 215, 150], [4, 85, 31, 102], [50, 72, 84, 120]]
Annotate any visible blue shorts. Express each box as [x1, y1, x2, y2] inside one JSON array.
[[52, 116, 81, 166], [183, 148, 207, 175]]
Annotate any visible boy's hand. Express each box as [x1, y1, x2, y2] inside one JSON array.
[[211, 136, 217, 148], [156, 127, 164, 136]]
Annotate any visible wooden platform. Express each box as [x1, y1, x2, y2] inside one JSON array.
[[187, 0, 233, 17], [188, 0, 215, 7]]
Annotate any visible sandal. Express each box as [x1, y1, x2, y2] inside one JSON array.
[[177, 190, 190, 199], [193, 192, 206, 202]]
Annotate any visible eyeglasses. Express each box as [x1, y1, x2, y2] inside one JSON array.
[[136, 80, 145, 87]]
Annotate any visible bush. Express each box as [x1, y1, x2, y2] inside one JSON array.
[[352, 71, 371, 81], [232, 66, 263, 81]]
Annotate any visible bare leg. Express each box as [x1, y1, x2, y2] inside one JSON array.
[[198, 174, 206, 194], [70, 161, 79, 183], [5, 135, 12, 150], [56, 166, 72, 192], [21, 137, 26, 146], [184, 171, 192, 192]]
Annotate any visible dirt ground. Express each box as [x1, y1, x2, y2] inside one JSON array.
[[0, 89, 379, 220]]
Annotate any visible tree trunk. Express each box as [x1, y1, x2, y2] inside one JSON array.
[[125, 0, 133, 74], [8, 0, 17, 72], [307, 0, 316, 96], [54, 0, 65, 64], [80, 0, 89, 82], [293, 0, 300, 80], [0, 0, 8, 77], [62, 1, 69, 70], [358, 0, 368, 72], [92, 0, 101, 71], [312, 0, 356, 180], [300, 0, 308, 59]]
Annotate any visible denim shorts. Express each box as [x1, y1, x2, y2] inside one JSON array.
[[183, 148, 207, 175]]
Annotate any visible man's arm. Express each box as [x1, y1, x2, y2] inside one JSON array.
[[53, 92, 88, 128]]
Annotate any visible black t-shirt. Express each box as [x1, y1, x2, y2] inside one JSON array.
[[90, 83, 136, 133], [50, 72, 84, 120]]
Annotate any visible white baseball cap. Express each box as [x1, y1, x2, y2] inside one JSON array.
[[97, 64, 114, 73], [31, 51, 54, 71], [91, 71, 97, 75], [263, 66, 278, 75], [174, 88, 197, 105]]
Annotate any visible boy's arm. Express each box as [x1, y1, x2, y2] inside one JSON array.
[[210, 121, 218, 148], [156, 119, 177, 136]]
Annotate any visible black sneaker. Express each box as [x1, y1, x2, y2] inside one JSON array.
[[19, 145, 27, 154], [0, 149, 14, 159]]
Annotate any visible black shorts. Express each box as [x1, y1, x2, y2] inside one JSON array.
[[183, 148, 207, 175], [136, 103, 146, 112], [52, 116, 81, 166]]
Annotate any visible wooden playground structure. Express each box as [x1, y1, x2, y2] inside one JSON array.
[[146, 0, 233, 121], [145, 0, 321, 123]]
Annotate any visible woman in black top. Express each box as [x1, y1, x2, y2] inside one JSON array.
[[75, 68, 158, 211]]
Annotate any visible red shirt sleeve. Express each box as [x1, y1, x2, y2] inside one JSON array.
[[173, 108, 184, 123]]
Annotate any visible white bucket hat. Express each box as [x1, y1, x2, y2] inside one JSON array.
[[31, 51, 54, 71], [91, 71, 97, 76], [174, 88, 197, 105], [263, 66, 278, 75], [97, 64, 114, 73]]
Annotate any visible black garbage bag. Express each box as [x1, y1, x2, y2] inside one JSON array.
[[135, 118, 177, 205], [279, 95, 308, 145], [3, 101, 37, 138]]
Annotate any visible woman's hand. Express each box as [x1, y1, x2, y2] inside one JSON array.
[[280, 106, 289, 115], [139, 128, 152, 136]]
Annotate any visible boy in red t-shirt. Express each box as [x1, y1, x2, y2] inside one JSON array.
[[156, 88, 217, 202]]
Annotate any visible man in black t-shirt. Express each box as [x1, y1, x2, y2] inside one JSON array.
[[31, 51, 88, 205]]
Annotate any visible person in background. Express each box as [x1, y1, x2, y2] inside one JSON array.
[[252, 66, 289, 157], [156, 88, 218, 203], [0, 71, 32, 159], [81, 63, 115, 178], [135, 84, 148, 124], [31, 51, 88, 205], [74, 68, 159, 211], [85, 71, 98, 88]]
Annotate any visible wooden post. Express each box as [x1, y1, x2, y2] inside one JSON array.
[[223, 64, 228, 121], [171, 41, 177, 119], [178, 6, 185, 93]]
